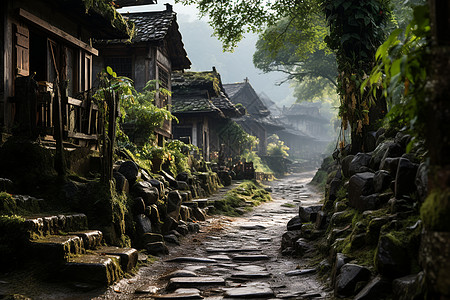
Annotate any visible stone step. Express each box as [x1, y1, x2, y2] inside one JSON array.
[[61, 254, 123, 286], [94, 246, 138, 272], [70, 230, 103, 250], [24, 213, 88, 239], [29, 235, 84, 264]]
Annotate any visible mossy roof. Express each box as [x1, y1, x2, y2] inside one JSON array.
[[223, 81, 270, 117], [171, 92, 224, 117], [172, 70, 241, 118]]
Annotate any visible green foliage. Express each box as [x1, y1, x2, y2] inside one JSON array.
[[217, 121, 258, 156], [361, 5, 430, 144], [253, 15, 338, 101], [323, 0, 392, 150], [266, 134, 289, 158], [0, 192, 16, 215], [176, 0, 322, 51], [240, 150, 272, 174]]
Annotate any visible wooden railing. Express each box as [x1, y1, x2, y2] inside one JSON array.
[[36, 81, 100, 144]]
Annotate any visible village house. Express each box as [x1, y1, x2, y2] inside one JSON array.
[[223, 79, 283, 155], [171, 68, 242, 161], [93, 4, 191, 145], [0, 0, 140, 146], [276, 102, 332, 161]]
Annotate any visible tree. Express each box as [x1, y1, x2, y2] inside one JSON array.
[[177, 0, 392, 153], [253, 16, 338, 101]]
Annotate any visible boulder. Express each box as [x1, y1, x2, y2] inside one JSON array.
[[132, 197, 146, 215], [118, 161, 139, 185], [380, 157, 401, 175], [332, 253, 350, 284], [167, 191, 182, 219], [142, 233, 164, 244], [329, 178, 343, 202], [373, 170, 392, 193], [191, 207, 206, 221], [176, 172, 190, 183], [299, 205, 322, 223], [376, 235, 409, 278], [395, 158, 419, 199], [354, 276, 392, 300], [341, 155, 355, 178], [149, 179, 164, 196], [365, 131, 377, 152], [162, 216, 179, 234], [176, 224, 189, 236], [281, 230, 302, 250], [392, 272, 425, 300], [187, 222, 200, 233], [367, 217, 391, 245], [287, 216, 302, 231], [415, 163, 428, 203], [131, 181, 159, 205], [146, 242, 169, 256], [348, 172, 375, 210], [176, 181, 190, 191], [113, 172, 129, 194], [349, 153, 372, 176], [135, 214, 152, 235], [315, 211, 327, 229], [164, 234, 180, 245], [335, 263, 371, 297], [179, 205, 191, 222], [294, 238, 313, 256], [358, 193, 390, 212], [148, 204, 161, 225]]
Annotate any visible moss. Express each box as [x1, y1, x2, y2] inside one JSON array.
[[281, 202, 296, 208], [0, 192, 17, 215], [212, 180, 271, 216], [310, 170, 327, 189], [420, 188, 450, 231]]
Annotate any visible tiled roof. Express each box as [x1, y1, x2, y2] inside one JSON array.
[[222, 82, 244, 98], [126, 11, 175, 42], [172, 92, 223, 117], [172, 70, 241, 118], [223, 81, 270, 117], [211, 91, 241, 118]]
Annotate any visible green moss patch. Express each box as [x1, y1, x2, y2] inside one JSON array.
[[420, 188, 450, 231], [213, 181, 271, 216]]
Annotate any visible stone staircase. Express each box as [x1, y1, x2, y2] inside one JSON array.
[[3, 212, 138, 286]]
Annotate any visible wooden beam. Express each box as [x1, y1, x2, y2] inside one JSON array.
[[68, 132, 98, 140], [18, 8, 99, 56]]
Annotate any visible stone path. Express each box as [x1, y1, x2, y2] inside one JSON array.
[[90, 171, 331, 299]]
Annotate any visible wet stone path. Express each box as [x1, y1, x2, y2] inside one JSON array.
[[96, 171, 331, 300]]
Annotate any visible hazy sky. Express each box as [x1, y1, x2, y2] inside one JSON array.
[[118, 1, 296, 108]]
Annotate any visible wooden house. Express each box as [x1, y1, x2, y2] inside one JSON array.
[[171, 68, 242, 161], [277, 102, 332, 159], [223, 79, 283, 155], [0, 0, 137, 145], [93, 4, 191, 144]]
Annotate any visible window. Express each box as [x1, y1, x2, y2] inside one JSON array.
[[104, 57, 132, 78], [157, 64, 170, 108]]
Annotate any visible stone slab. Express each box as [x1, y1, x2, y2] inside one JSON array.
[[205, 248, 260, 253], [167, 257, 217, 263], [230, 271, 271, 279], [224, 284, 273, 298], [94, 246, 138, 272], [167, 277, 225, 290], [232, 255, 270, 261], [285, 268, 316, 276]]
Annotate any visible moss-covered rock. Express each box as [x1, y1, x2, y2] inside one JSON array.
[[420, 187, 450, 231]]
